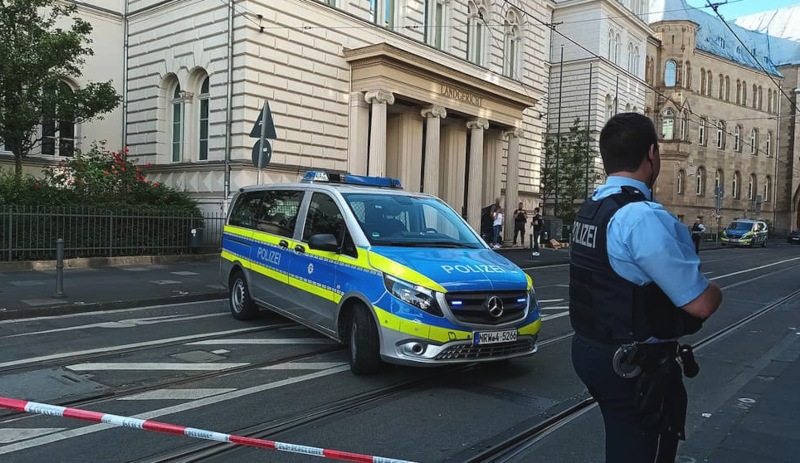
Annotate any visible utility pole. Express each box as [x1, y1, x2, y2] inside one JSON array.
[[585, 63, 593, 199], [555, 45, 564, 216]]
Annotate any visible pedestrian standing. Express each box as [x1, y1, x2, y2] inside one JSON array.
[[691, 216, 706, 253], [531, 208, 543, 256], [513, 202, 527, 247], [492, 206, 503, 249], [569, 113, 723, 463]]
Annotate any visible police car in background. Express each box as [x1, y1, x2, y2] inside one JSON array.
[[220, 171, 541, 374], [720, 219, 768, 247]]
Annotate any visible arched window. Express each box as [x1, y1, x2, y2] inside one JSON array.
[[684, 61, 692, 89], [41, 81, 75, 157], [467, 1, 487, 66], [736, 79, 741, 104], [718, 74, 724, 99], [664, 60, 677, 87], [696, 166, 706, 196], [725, 76, 730, 101], [742, 81, 747, 106], [732, 171, 741, 199], [767, 89, 772, 113], [662, 108, 675, 140], [680, 111, 688, 140], [765, 176, 772, 202], [677, 170, 685, 195], [758, 86, 763, 110], [700, 67, 706, 94], [699, 118, 706, 146], [715, 169, 723, 193], [766, 131, 772, 157], [503, 10, 521, 79], [633, 47, 640, 75], [750, 129, 758, 155], [171, 82, 184, 163], [707, 71, 713, 96], [615, 33, 621, 64], [734, 125, 741, 152], [628, 43, 634, 71], [198, 76, 210, 161], [716, 121, 725, 149], [748, 174, 756, 200], [605, 94, 613, 120]]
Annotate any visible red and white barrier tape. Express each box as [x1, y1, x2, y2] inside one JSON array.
[[0, 396, 417, 463]]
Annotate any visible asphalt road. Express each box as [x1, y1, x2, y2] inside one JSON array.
[[1, 244, 799, 462]]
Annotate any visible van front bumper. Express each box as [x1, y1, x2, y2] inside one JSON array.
[[379, 327, 539, 366]]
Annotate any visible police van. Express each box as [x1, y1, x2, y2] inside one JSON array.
[[220, 171, 541, 374]]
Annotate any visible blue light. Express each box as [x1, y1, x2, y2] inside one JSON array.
[[516, 298, 527, 303], [451, 300, 463, 306], [301, 170, 402, 189]]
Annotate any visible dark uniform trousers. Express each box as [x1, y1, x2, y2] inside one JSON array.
[[572, 335, 684, 463]]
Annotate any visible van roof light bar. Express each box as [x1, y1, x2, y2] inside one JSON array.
[[301, 171, 403, 189]]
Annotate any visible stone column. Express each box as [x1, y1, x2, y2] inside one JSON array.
[[421, 105, 447, 196], [348, 92, 370, 175], [365, 90, 395, 177], [503, 128, 523, 243], [466, 118, 489, 231]]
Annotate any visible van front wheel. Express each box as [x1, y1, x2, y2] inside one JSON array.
[[230, 271, 258, 320], [350, 303, 381, 375]]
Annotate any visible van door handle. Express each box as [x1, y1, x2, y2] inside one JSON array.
[[279, 240, 289, 248], [294, 245, 305, 254]]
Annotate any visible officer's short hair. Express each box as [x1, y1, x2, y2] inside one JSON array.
[[599, 113, 658, 174]]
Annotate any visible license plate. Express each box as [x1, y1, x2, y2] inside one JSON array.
[[474, 330, 518, 345]]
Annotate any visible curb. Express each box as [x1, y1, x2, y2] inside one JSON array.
[[0, 253, 219, 272], [0, 291, 227, 321]]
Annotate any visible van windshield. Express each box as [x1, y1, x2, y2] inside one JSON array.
[[342, 193, 484, 248], [727, 221, 753, 231]]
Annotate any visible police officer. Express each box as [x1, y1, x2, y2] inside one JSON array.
[[569, 113, 723, 463]]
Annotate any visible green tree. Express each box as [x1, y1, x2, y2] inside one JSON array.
[[0, 0, 120, 179], [541, 118, 598, 225]]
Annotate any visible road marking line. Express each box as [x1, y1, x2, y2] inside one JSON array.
[[539, 306, 569, 311], [171, 271, 199, 276], [188, 338, 336, 345], [0, 326, 266, 369], [0, 365, 349, 454], [119, 389, 237, 401], [0, 428, 66, 444], [150, 280, 182, 285], [0, 299, 225, 325], [710, 256, 800, 280], [262, 362, 346, 370], [211, 349, 230, 355], [66, 363, 248, 372], [542, 311, 569, 321], [5, 313, 228, 338]]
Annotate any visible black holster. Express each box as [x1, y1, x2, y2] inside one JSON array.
[[632, 345, 688, 439]]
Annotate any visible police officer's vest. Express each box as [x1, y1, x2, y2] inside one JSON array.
[[569, 186, 703, 345]]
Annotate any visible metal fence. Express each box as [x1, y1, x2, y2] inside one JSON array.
[[0, 206, 225, 261]]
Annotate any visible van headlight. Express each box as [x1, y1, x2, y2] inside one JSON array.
[[383, 275, 443, 316]]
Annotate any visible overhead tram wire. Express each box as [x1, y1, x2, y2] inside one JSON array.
[[705, 0, 800, 116], [499, 0, 778, 157]]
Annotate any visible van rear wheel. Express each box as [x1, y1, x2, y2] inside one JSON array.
[[229, 271, 258, 320], [349, 303, 381, 375]]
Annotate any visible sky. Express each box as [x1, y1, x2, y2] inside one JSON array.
[[685, 0, 800, 19]]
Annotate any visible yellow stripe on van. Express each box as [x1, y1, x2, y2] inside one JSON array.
[[288, 276, 342, 304], [518, 318, 542, 336], [367, 252, 446, 293]]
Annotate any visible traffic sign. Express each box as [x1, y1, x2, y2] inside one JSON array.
[[252, 139, 272, 168], [249, 102, 277, 139]]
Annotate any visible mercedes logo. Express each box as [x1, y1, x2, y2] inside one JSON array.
[[486, 296, 504, 318]]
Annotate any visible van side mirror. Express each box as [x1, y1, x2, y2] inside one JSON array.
[[308, 234, 339, 252]]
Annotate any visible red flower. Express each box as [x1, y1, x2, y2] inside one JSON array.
[[153, 182, 160, 187], [146, 162, 152, 167], [104, 171, 109, 175], [123, 147, 130, 153]]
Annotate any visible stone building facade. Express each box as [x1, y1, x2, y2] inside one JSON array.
[[4, 0, 553, 239], [646, 0, 797, 235]]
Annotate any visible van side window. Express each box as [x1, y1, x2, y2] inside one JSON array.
[[303, 193, 345, 246], [228, 191, 265, 229], [254, 190, 304, 238]]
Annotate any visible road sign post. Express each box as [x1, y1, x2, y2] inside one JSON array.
[[249, 100, 277, 184]]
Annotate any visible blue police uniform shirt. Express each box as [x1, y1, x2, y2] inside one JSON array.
[[593, 176, 708, 309]]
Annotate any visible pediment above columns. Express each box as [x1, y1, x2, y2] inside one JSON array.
[[343, 43, 540, 127]]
